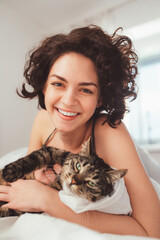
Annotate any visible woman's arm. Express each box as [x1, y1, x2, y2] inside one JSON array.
[[92, 117, 160, 237], [40, 184, 148, 236]]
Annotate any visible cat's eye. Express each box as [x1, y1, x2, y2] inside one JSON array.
[[76, 162, 81, 171], [88, 181, 96, 187]]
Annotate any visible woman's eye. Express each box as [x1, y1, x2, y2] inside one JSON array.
[[76, 162, 81, 171], [81, 89, 93, 94], [51, 82, 63, 87], [88, 181, 96, 187]]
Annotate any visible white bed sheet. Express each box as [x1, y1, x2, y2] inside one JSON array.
[[0, 213, 158, 240]]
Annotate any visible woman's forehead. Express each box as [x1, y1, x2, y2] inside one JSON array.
[[48, 52, 99, 83]]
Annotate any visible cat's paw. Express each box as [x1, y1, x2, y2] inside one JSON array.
[[2, 163, 24, 182]]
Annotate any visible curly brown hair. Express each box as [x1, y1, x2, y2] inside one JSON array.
[[18, 24, 138, 127]]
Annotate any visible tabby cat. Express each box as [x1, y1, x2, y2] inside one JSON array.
[[0, 138, 127, 217]]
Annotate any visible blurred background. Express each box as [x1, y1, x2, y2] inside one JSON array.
[[0, 0, 160, 162]]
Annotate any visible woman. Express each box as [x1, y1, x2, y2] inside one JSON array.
[[0, 25, 160, 237]]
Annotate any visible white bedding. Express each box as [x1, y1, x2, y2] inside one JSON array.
[[0, 212, 159, 240], [59, 179, 132, 215], [0, 146, 160, 240]]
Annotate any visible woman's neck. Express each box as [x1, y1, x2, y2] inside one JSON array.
[[55, 121, 92, 153]]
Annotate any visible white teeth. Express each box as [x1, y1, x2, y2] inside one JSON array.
[[58, 109, 78, 117]]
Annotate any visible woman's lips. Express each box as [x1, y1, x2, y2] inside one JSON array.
[[56, 108, 80, 120]]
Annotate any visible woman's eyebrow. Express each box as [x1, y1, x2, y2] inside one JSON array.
[[79, 82, 98, 88], [50, 74, 67, 82], [50, 74, 98, 87]]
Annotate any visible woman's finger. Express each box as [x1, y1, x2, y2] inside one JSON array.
[[0, 193, 9, 202], [0, 185, 10, 193], [53, 164, 61, 174], [44, 169, 56, 182], [34, 168, 51, 184]]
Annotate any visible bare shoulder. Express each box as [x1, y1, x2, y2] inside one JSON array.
[[94, 115, 141, 169], [27, 110, 54, 153]]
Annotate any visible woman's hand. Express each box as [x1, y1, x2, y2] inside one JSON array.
[[0, 164, 61, 213], [0, 179, 53, 212], [34, 164, 61, 184]]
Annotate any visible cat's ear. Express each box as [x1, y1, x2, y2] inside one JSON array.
[[106, 169, 128, 183], [79, 137, 91, 157]]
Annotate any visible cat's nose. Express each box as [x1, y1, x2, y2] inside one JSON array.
[[71, 178, 76, 184], [71, 175, 82, 185]]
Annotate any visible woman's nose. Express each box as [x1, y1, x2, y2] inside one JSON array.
[[61, 89, 77, 107]]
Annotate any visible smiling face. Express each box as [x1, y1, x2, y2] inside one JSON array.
[[43, 52, 101, 133]]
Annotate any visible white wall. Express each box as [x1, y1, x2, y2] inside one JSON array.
[[89, 0, 160, 59], [0, 2, 45, 157]]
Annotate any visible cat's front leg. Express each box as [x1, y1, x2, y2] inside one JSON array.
[[2, 149, 47, 182], [2, 147, 53, 182], [2, 159, 25, 182], [0, 169, 9, 186], [2, 159, 40, 182], [2, 147, 68, 183]]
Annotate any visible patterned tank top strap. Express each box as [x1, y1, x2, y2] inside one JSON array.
[[42, 128, 57, 148]]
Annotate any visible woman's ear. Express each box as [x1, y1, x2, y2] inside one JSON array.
[[96, 98, 102, 108]]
